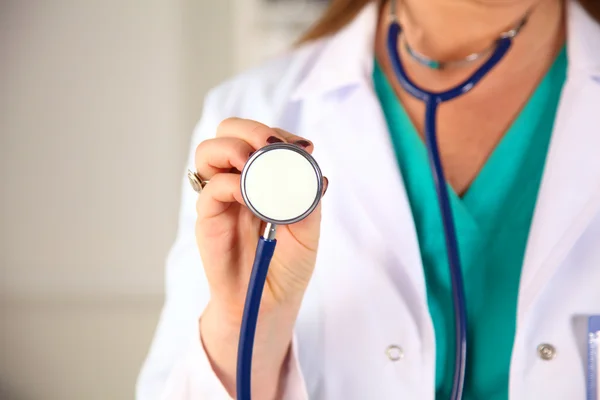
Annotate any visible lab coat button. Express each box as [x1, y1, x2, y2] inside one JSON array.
[[385, 345, 404, 361], [537, 343, 556, 360]]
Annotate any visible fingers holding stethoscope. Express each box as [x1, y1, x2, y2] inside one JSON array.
[[194, 119, 307, 180], [195, 172, 244, 220], [194, 165, 328, 222], [271, 127, 315, 154], [194, 136, 254, 180], [192, 117, 324, 220], [215, 117, 315, 154]]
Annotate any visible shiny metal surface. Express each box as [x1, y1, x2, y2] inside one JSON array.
[[385, 344, 404, 362], [187, 169, 209, 194], [263, 223, 277, 241], [537, 343, 557, 360]]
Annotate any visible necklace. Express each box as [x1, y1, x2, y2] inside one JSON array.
[[389, 0, 530, 70]]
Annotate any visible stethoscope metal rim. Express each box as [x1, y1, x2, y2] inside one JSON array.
[[240, 142, 324, 226]]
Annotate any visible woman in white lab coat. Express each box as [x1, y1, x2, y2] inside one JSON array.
[[137, 0, 600, 399]]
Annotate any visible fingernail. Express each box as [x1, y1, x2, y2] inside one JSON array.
[[323, 177, 329, 196], [267, 136, 283, 144], [294, 139, 311, 148]]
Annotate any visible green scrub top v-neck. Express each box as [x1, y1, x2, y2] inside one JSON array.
[[373, 47, 567, 399]]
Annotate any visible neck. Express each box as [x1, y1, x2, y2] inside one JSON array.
[[374, 0, 567, 194], [377, 0, 565, 91], [390, 0, 563, 63]]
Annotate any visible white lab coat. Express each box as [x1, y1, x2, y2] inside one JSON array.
[[137, 1, 600, 399]]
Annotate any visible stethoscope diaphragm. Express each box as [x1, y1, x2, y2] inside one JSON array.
[[240, 143, 323, 225]]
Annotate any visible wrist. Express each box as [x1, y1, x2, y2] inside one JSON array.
[[200, 301, 297, 398]]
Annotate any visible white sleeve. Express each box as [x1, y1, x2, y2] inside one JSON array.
[[158, 334, 309, 399], [135, 88, 309, 400]]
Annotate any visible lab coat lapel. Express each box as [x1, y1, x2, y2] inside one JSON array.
[[315, 84, 427, 303], [518, 1, 600, 316], [292, 2, 429, 318]]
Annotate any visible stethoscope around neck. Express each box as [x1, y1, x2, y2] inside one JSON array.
[[233, 7, 522, 400]]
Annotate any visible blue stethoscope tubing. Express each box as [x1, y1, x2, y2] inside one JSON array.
[[237, 236, 277, 400], [235, 21, 514, 400], [386, 21, 514, 400]]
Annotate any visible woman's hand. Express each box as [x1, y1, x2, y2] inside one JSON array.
[[195, 117, 327, 399]]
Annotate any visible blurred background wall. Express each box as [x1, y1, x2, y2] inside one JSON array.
[[0, 0, 325, 399]]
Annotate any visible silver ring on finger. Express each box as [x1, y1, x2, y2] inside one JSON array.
[[187, 169, 209, 194]]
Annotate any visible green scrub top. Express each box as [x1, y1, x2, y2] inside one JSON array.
[[373, 47, 567, 400]]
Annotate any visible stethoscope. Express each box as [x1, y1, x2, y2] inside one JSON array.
[[235, 3, 527, 399]]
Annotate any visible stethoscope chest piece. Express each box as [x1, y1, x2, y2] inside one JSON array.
[[241, 143, 323, 225], [236, 143, 323, 399]]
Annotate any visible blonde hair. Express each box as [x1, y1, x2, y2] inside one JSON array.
[[298, 0, 600, 44]]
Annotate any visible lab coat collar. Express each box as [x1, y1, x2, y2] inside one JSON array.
[[567, 0, 600, 77], [291, 2, 378, 101]]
